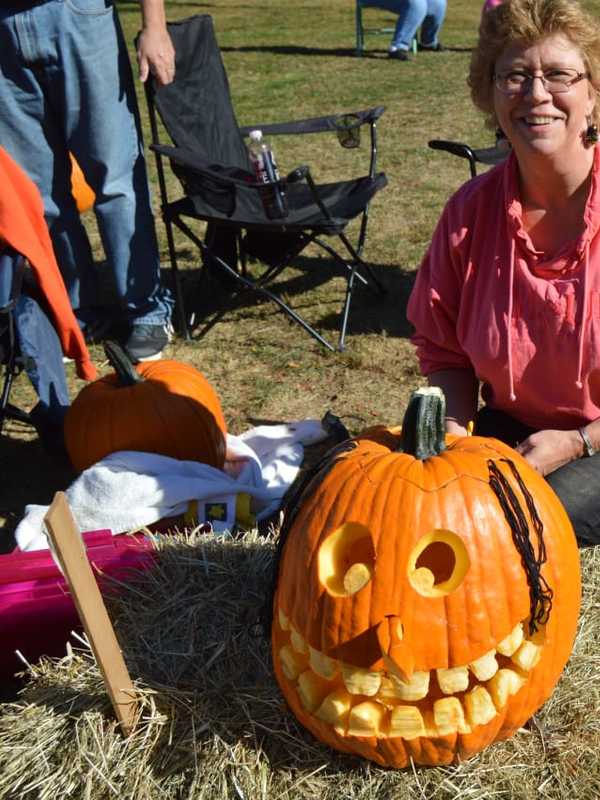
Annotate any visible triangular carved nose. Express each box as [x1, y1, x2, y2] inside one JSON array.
[[377, 616, 414, 682]]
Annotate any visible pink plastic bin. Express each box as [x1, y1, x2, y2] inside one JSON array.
[[0, 530, 156, 680]]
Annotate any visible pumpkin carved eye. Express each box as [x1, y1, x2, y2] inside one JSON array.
[[318, 522, 375, 597], [408, 530, 470, 598]]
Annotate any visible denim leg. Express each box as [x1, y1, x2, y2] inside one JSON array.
[[0, 5, 99, 314], [546, 457, 600, 547], [14, 294, 70, 422], [391, 0, 427, 50], [390, 0, 446, 50], [0, 0, 172, 327], [475, 406, 600, 547], [419, 0, 447, 47]]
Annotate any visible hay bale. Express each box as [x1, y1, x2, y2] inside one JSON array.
[[0, 532, 599, 800]]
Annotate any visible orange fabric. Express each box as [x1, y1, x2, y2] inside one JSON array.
[[0, 147, 96, 381]]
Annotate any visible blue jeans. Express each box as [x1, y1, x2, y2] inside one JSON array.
[[1, 250, 69, 427], [0, 0, 173, 328], [475, 406, 600, 547], [364, 0, 447, 51]]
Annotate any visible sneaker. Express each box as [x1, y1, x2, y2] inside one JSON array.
[[123, 323, 171, 362], [417, 42, 445, 52], [388, 48, 410, 61]]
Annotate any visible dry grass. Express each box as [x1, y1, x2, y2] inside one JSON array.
[[0, 531, 598, 800], [1, 2, 600, 795]]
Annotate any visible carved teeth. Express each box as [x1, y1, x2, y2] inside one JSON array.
[[511, 640, 542, 673], [464, 686, 497, 727], [315, 687, 352, 726], [488, 668, 526, 709], [469, 649, 499, 681], [277, 607, 544, 739], [347, 701, 386, 737], [389, 705, 426, 739], [290, 627, 308, 654], [297, 670, 331, 713], [309, 647, 339, 680], [278, 608, 290, 631], [342, 664, 382, 696], [279, 645, 308, 681], [433, 697, 471, 735], [436, 665, 470, 695], [390, 670, 430, 701], [497, 623, 524, 656]]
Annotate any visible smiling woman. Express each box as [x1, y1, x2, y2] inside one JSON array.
[[406, 0, 600, 547]]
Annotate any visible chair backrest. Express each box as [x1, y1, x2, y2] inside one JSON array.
[[151, 15, 250, 171]]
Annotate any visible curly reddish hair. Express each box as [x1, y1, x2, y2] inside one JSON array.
[[469, 0, 600, 130]]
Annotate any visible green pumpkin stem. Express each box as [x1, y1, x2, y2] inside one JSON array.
[[398, 387, 446, 459], [103, 340, 143, 386]]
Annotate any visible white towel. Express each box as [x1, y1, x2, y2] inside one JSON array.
[[15, 419, 327, 551]]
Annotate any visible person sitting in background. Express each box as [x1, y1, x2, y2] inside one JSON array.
[[407, 0, 600, 546], [364, 0, 447, 61]]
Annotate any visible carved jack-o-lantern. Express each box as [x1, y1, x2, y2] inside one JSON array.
[[272, 388, 581, 767]]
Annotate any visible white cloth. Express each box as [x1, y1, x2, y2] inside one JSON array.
[[15, 419, 327, 551]]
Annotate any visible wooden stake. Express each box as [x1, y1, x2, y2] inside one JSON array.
[[44, 492, 137, 736]]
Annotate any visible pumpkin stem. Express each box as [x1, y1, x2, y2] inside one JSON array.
[[103, 340, 143, 386], [398, 387, 446, 459]]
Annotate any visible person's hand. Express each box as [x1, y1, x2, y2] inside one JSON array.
[[137, 27, 175, 86], [445, 418, 469, 437], [515, 429, 583, 476]]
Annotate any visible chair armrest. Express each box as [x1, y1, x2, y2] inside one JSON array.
[[151, 144, 259, 190], [471, 145, 509, 166], [239, 106, 386, 137], [428, 139, 477, 163]]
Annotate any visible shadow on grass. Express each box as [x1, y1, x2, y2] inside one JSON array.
[[221, 44, 473, 59], [0, 434, 76, 551], [169, 254, 416, 344]]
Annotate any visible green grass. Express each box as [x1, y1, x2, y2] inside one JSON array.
[[2, 3, 600, 795], [1, 0, 600, 536], [0, 0, 600, 533]]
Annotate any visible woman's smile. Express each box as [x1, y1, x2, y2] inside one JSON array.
[[493, 34, 594, 160]]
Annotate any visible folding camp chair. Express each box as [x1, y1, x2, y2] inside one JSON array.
[[0, 247, 70, 443], [0, 249, 31, 434], [355, 0, 417, 57], [428, 138, 509, 178], [144, 14, 388, 352]]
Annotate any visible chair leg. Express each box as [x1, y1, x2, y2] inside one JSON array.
[[355, 1, 364, 56], [170, 216, 338, 352], [338, 261, 360, 351], [338, 231, 386, 294], [163, 211, 190, 340], [204, 247, 337, 352]]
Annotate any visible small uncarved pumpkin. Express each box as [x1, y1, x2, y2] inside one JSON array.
[[69, 154, 95, 214], [272, 387, 581, 768], [64, 341, 227, 472]]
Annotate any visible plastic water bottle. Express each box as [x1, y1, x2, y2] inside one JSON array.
[[248, 129, 289, 220]]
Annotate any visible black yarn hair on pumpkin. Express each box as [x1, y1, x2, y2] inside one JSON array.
[[263, 438, 357, 637], [487, 459, 554, 635]]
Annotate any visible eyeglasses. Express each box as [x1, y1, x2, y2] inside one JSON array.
[[494, 67, 589, 95]]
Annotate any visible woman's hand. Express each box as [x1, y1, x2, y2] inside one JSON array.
[[515, 429, 583, 476]]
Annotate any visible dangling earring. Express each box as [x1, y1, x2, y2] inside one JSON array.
[[584, 119, 599, 146]]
